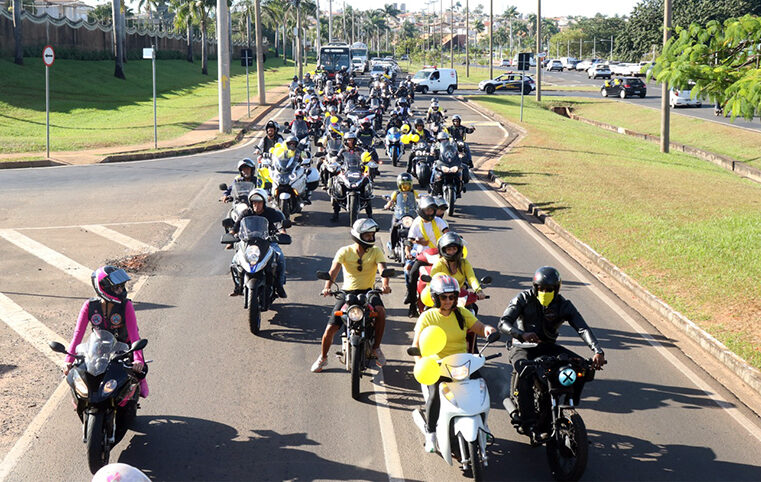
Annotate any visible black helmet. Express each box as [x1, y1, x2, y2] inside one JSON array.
[[417, 195, 437, 221], [452, 114, 462, 124], [265, 120, 279, 132], [350, 218, 379, 249], [532, 266, 561, 294], [437, 232, 464, 261], [292, 75, 298, 81], [414, 118, 424, 128]]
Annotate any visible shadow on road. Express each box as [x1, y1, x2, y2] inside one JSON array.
[[119, 417, 391, 480]]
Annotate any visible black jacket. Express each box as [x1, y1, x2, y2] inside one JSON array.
[[498, 289, 603, 354]]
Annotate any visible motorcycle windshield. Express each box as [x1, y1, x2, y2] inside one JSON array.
[[231, 181, 255, 200], [439, 144, 461, 167], [79, 329, 129, 377], [293, 121, 309, 139], [343, 152, 362, 171], [239, 216, 270, 242], [276, 157, 294, 177]]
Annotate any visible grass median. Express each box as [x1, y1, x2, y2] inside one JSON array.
[[471, 94, 761, 370], [556, 97, 761, 169], [0, 57, 305, 154]]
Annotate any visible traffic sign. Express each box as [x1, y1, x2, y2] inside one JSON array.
[[241, 48, 253, 67], [143, 47, 155, 59], [42, 45, 55, 66], [537, 52, 547, 59]]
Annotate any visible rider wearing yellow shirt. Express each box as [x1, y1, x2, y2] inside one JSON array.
[[411, 274, 496, 452], [429, 232, 486, 300], [311, 218, 392, 373]]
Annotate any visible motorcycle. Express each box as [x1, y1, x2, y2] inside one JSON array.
[[502, 343, 601, 481], [329, 152, 374, 226], [221, 216, 292, 334], [262, 141, 319, 222], [360, 140, 384, 181], [219, 180, 256, 231], [385, 127, 403, 167], [316, 137, 343, 189], [431, 141, 464, 215], [49, 331, 148, 474], [412, 141, 434, 191], [383, 194, 416, 262], [370, 96, 384, 131], [316, 268, 396, 400], [408, 332, 502, 480]]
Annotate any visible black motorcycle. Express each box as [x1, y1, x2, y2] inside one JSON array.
[[431, 141, 464, 216], [49, 331, 148, 474], [411, 141, 433, 191], [221, 216, 291, 334], [329, 153, 374, 225], [503, 344, 600, 482], [316, 268, 395, 400], [383, 194, 416, 262]]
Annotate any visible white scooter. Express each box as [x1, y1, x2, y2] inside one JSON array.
[[407, 332, 501, 480]]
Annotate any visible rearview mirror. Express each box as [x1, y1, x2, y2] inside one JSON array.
[[274, 233, 292, 245], [486, 332, 500, 344], [282, 219, 293, 229], [130, 339, 148, 352], [407, 346, 422, 357], [316, 271, 331, 281], [219, 183, 228, 191], [481, 276, 492, 285], [222, 218, 235, 229], [381, 268, 396, 278], [220, 233, 237, 245], [49, 341, 68, 354], [420, 274, 432, 283]]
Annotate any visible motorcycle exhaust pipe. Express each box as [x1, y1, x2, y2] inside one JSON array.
[[502, 397, 518, 418]]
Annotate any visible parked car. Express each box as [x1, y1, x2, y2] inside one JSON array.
[[546, 59, 563, 72], [478, 72, 533, 95], [499, 59, 511, 67], [669, 86, 702, 108], [559, 57, 578, 70], [600, 77, 647, 98], [588, 64, 611, 79], [400, 54, 409, 61], [575, 59, 593, 71]]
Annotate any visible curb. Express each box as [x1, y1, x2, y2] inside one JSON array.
[[102, 92, 289, 163], [0, 159, 64, 169], [467, 98, 761, 398]]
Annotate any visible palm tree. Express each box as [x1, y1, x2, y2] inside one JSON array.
[[171, 0, 195, 62], [192, 0, 215, 74], [111, 0, 125, 78], [502, 5, 518, 56], [263, 0, 288, 63]]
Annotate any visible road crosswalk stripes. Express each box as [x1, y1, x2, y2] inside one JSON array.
[[82, 225, 159, 253], [0, 229, 92, 285]]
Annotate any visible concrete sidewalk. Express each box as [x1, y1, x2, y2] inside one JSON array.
[[0, 85, 290, 167]]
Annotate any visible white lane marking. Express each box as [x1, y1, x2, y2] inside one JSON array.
[[0, 293, 67, 368], [161, 219, 190, 252], [472, 178, 761, 443], [83, 225, 158, 253], [0, 229, 92, 285], [372, 370, 405, 482], [14, 218, 188, 231]]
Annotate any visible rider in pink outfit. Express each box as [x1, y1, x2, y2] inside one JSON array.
[[64, 266, 148, 397]]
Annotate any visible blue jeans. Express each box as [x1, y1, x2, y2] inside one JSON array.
[[272, 243, 286, 287]]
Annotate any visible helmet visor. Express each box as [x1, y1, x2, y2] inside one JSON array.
[[105, 269, 130, 287]]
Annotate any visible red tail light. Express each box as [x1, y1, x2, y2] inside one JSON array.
[[624, 84, 630, 88]]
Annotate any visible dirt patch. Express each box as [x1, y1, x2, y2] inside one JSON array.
[[105, 252, 161, 275]]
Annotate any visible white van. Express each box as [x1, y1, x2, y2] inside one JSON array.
[[411, 68, 458, 95]]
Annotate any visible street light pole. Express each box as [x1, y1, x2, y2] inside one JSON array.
[[489, 0, 493, 80], [450, 0, 454, 69], [216, 0, 231, 133], [315, 0, 320, 53], [255, 0, 265, 105], [466, 0, 469, 77], [535, 0, 541, 102], [328, 0, 332, 43], [295, 0, 302, 79], [660, 0, 671, 153]]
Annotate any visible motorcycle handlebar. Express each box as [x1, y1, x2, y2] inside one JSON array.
[[485, 353, 502, 361]]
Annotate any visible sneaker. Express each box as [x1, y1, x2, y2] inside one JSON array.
[[424, 431, 437, 453], [407, 304, 419, 318], [229, 289, 242, 297], [372, 348, 386, 367], [403, 292, 415, 305], [310, 356, 328, 373]]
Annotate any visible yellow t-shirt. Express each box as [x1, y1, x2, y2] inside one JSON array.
[[430, 258, 481, 292], [334, 245, 386, 291], [415, 307, 477, 360]]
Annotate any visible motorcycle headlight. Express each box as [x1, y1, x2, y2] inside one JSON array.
[[447, 361, 471, 381], [102, 378, 117, 395], [347, 305, 364, 322], [72, 370, 88, 397], [245, 245, 261, 263], [401, 216, 414, 228]]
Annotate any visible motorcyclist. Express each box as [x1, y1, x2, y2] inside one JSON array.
[[404, 74, 415, 101], [411, 274, 496, 452], [404, 195, 449, 317], [230, 188, 289, 298], [426, 100, 445, 126], [287, 109, 310, 140], [284, 134, 305, 162], [303, 72, 315, 88], [429, 232, 485, 299], [434, 196, 448, 218], [356, 117, 380, 163], [333, 132, 363, 221], [384, 172, 419, 256], [431, 131, 466, 193], [289, 75, 300, 91], [63, 266, 148, 397], [220, 158, 257, 201], [447, 114, 475, 170], [498, 266, 606, 431], [312, 218, 391, 372], [386, 108, 405, 131], [256, 120, 284, 156], [407, 118, 434, 174]]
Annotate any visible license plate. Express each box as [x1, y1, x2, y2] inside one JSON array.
[[632, 90, 640, 93]]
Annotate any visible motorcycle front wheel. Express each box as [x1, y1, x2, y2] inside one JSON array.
[[280, 198, 291, 221], [546, 410, 588, 482], [350, 342, 362, 400], [391, 149, 399, 167], [348, 194, 360, 227], [445, 185, 456, 216], [86, 412, 109, 474], [248, 285, 261, 335], [469, 439, 484, 481]]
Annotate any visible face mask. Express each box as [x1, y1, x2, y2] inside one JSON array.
[[537, 291, 554, 307]]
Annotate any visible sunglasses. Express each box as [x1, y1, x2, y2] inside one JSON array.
[[537, 286, 555, 293], [439, 293, 458, 301], [356, 254, 363, 272]]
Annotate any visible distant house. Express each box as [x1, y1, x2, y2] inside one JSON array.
[[33, 0, 93, 22]]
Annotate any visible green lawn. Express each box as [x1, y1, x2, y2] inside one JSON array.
[[556, 97, 761, 169], [0, 57, 305, 153], [472, 94, 761, 370]]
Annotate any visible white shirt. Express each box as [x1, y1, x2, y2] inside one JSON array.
[[407, 216, 448, 253]]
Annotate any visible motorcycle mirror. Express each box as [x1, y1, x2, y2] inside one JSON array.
[[275, 233, 292, 245], [130, 339, 148, 352], [282, 219, 293, 229], [407, 346, 422, 357], [444, 109, 448, 112], [219, 183, 228, 191], [481, 276, 492, 285], [420, 274, 432, 283], [48, 341, 68, 354], [220, 233, 237, 244], [316, 270, 331, 281], [486, 332, 500, 344], [221, 218, 235, 230], [381, 268, 396, 278], [314, 152, 326, 158]]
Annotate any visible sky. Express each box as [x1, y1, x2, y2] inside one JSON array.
[[94, 0, 642, 19]]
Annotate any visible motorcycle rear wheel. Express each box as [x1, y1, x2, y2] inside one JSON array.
[[86, 412, 109, 474], [546, 410, 588, 482], [350, 342, 362, 400], [248, 286, 261, 335]]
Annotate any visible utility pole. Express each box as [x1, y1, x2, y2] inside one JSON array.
[[342, 1, 346, 40], [489, 0, 493, 79], [660, 0, 671, 153], [328, 0, 332, 43], [593, 37, 596, 58], [315, 0, 320, 53], [466, 0, 469, 76], [535, 0, 541, 102], [579, 37, 582, 58], [255, 0, 265, 105], [217, 0, 231, 133], [352, 9, 355, 43], [450, 0, 454, 68], [440, 0, 444, 64]]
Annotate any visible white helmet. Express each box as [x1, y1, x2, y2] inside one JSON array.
[[248, 188, 269, 208], [430, 274, 460, 308], [92, 463, 150, 482], [350, 218, 379, 248]]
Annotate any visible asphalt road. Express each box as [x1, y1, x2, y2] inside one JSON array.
[[461, 67, 761, 133], [2, 88, 761, 481]]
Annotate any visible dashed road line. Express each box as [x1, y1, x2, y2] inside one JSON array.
[[372, 369, 405, 482]]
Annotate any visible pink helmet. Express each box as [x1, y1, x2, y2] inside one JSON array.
[[91, 266, 131, 304], [92, 463, 150, 482]]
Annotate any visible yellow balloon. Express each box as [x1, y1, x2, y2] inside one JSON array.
[[412, 134, 420, 143], [463, 245, 468, 258], [330, 116, 339, 124], [414, 356, 440, 385], [419, 325, 447, 357], [401, 134, 410, 145], [421, 285, 434, 307], [361, 151, 372, 162]]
